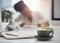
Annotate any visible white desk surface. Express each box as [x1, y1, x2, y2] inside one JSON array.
[[0, 26, 60, 43]]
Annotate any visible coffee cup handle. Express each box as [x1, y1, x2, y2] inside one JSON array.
[[49, 30, 54, 36]]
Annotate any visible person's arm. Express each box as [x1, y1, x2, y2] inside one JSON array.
[[19, 22, 25, 27]]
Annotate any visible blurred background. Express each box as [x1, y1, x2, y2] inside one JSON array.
[[0, 0, 60, 27]]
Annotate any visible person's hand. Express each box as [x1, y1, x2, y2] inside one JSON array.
[[19, 22, 25, 27], [37, 23, 41, 27]]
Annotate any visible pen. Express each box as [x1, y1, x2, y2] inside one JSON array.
[[6, 33, 18, 36]]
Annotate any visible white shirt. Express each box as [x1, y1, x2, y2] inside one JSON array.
[[15, 11, 43, 27]]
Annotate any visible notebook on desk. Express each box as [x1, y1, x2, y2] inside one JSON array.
[[1, 31, 37, 40]]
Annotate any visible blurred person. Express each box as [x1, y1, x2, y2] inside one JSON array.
[[14, 0, 43, 27]]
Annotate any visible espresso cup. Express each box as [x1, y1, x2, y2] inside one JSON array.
[[37, 29, 54, 37]]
